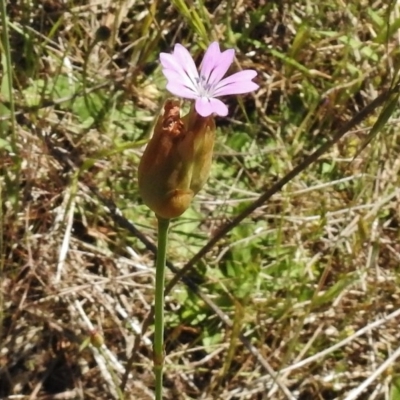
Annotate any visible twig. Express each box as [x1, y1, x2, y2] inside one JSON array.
[[281, 307, 400, 374], [55, 189, 75, 283], [73, 300, 120, 398], [343, 345, 400, 400]]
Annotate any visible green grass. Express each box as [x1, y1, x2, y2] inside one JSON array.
[[1, 0, 400, 399]]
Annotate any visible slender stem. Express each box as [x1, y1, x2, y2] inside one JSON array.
[[154, 216, 170, 400], [0, 0, 16, 147]]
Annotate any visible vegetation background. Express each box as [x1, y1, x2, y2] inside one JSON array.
[[1, 0, 400, 399]]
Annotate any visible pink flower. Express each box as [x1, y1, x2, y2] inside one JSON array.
[[159, 42, 259, 117]]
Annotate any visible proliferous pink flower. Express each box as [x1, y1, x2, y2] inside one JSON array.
[[159, 42, 259, 117]]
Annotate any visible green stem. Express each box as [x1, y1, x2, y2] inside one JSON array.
[[154, 216, 170, 400], [0, 0, 16, 148]]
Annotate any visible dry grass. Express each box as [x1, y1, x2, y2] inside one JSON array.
[[1, 0, 400, 399]]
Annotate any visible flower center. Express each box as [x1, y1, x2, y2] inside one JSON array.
[[195, 75, 214, 98]]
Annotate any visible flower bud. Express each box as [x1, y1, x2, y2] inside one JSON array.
[[90, 330, 104, 348], [138, 99, 215, 219]]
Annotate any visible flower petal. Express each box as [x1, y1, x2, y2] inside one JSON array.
[[159, 53, 192, 84], [160, 42, 259, 117], [214, 81, 259, 96], [166, 81, 199, 99], [159, 52, 180, 72], [215, 69, 258, 86], [213, 70, 259, 96], [206, 49, 235, 86], [199, 42, 221, 82], [162, 68, 198, 94], [172, 44, 199, 82], [195, 97, 228, 117]]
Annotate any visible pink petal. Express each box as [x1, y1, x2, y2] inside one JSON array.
[[213, 70, 259, 96], [160, 52, 180, 72], [166, 82, 199, 99], [199, 42, 221, 83], [195, 97, 228, 117], [215, 69, 257, 85], [172, 44, 199, 83], [214, 81, 259, 96], [160, 53, 191, 81], [162, 68, 198, 93], [207, 49, 235, 86]]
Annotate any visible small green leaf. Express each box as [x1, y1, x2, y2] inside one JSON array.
[[0, 137, 12, 151], [390, 376, 400, 400], [79, 336, 91, 352]]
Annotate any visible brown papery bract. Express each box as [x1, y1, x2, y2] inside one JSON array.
[[138, 99, 215, 219]]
